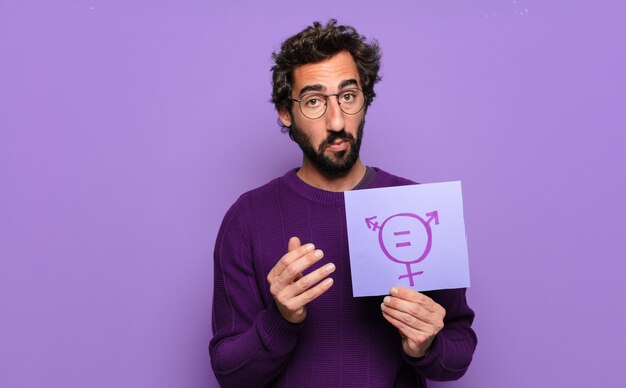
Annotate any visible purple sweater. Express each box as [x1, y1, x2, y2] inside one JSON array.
[[210, 168, 477, 387]]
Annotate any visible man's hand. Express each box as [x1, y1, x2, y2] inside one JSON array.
[[267, 237, 335, 323], [381, 287, 446, 358]]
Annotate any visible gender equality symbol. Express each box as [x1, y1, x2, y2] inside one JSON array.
[[365, 211, 439, 286]]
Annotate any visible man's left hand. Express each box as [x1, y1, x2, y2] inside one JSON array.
[[381, 287, 446, 358]]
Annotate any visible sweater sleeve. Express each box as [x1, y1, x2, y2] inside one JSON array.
[[403, 288, 478, 381], [209, 202, 301, 387]]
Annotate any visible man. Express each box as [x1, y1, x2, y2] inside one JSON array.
[[210, 20, 477, 387]]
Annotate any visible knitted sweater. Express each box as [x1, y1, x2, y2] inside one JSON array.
[[210, 167, 477, 387]]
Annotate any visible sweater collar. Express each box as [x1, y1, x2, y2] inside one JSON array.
[[281, 168, 346, 205]]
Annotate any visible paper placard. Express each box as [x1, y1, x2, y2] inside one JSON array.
[[344, 181, 470, 297]]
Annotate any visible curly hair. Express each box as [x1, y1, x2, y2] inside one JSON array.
[[271, 19, 381, 132]]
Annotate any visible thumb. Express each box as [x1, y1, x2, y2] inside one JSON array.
[[288, 236, 301, 251]]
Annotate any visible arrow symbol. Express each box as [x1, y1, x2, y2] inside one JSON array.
[[365, 216, 380, 231], [425, 211, 439, 225]]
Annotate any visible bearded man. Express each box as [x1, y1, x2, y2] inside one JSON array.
[[209, 20, 477, 388]]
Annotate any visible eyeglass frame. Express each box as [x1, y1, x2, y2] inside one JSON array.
[[289, 88, 368, 119]]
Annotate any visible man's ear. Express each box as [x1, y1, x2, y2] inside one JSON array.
[[278, 107, 292, 128]]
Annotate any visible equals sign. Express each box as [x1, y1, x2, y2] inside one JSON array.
[[394, 230, 411, 248]]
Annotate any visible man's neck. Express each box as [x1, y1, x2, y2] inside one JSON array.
[[297, 159, 366, 192]]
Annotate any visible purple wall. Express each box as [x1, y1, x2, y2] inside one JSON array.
[[1, 1, 625, 387]]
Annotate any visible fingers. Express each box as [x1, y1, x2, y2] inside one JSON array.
[[266, 236, 336, 324], [273, 248, 326, 290], [381, 310, 432, 358], [381, 309, 427, 343], [381, 297, 442, 333], [282, 266, 335, 310], [381, 287, 445, 335], [267, 236, 335, 298], [267, 240, 315, 282], [380, 287, 445, 358], [382, 298, 445, 329], [287, 262, 335, 299], [390, 287, 445, 315], [381, 290, 443, 359]]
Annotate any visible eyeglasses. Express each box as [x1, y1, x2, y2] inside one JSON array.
[[290, 88, 367, 119]]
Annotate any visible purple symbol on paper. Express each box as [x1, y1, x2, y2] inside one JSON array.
[[365, 211, 439, 286]]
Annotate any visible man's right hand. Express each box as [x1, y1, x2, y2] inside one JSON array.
[[267, 236, 335, 323]]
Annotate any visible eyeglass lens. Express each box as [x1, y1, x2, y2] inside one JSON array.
[[298, 89, 365, 119]]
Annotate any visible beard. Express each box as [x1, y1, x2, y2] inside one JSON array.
[[290, 118, 365, 176]]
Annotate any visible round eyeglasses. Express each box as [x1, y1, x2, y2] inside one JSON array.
[[290, 88, 367, 119]]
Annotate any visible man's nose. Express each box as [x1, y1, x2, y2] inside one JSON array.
[[325, 96, 345, 132]]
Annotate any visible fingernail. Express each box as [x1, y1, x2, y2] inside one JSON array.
[[314, 249, 323, 258], [324, 278, 334, 286], [380, 302, 386, 310], [390, 287, 399, 296], [325, 263, 335, 272], [305, 243, 315, 251], [383, 296, 391, 304]]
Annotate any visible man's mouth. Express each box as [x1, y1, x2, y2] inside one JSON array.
[[326, 139, 349, 152]]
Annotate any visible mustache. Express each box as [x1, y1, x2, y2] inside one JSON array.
[[319, 130, 355, 150]]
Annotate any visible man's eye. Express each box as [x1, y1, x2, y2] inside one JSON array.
[[305, 97, 323, 107], [340, 93, 356, 102]]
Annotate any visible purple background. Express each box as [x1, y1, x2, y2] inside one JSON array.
[[1, 1, 624, 387]]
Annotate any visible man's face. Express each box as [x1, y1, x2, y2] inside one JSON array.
[[278, 51, 366, 176]]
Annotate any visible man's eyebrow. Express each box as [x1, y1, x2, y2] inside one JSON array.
[[338, 79, 359, 90], [298, 84, 325, 96], [297, 79, 359, 96]]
